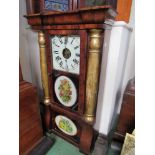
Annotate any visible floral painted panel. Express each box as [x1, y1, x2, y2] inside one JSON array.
[[58, 79, 72, 103], [54, 76, 77, 107], [55, 115, 77, 136]]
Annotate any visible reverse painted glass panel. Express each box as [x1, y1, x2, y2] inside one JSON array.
[[83, 0, 117, 9], [85, 0, 106, 6], [45, 0, 69, 11]]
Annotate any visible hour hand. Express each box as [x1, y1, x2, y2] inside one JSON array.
[[65, 59, 69, 71]]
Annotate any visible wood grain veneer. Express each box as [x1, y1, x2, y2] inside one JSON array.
[[19, 81, 43, 154]]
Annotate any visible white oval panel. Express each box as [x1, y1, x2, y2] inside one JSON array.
[[55, 115, 77, 136], [54, 76, 77, 107]]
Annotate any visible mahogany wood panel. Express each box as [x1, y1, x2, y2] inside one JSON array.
[[114, 78, 135, 142], [50, 103, 82, 122], [44, 106, 52, 131], [19, 81, 43, 155], [79, 123, 93, 154], [25, 6, 117, 28], [30, 23, 112, 31], [26, 0, 40, 14], [116, 0, 132, 23]]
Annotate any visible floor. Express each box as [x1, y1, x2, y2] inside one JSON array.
[[46, 134, 83, 155], [45, 133, 121, 155]]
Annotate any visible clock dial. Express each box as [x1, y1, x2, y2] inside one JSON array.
[[54, 76, 77, 107], [51, 35, 80, 74]]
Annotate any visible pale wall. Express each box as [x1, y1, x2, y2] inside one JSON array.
[[94, 0, 135, 134], [19, 0, 43, 97], [94, 22, 133, 134], [117, 0, 135, 113]]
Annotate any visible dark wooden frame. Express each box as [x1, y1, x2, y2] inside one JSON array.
[[45, 29, 88, 114], [19, 81, 43, 154], [113, 78, 135, 143]]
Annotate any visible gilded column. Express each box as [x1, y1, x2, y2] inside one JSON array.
[[38, 31, 51, 105], [84, 29, 102, 124]]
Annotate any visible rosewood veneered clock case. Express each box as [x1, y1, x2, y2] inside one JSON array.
[[25, 2, 117, 154]]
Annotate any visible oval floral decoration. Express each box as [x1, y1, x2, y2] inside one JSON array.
[[55, 115, 77, 136], [54, 76, 77, 107], [59, 79, 72, 103]]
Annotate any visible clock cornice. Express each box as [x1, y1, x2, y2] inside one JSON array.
[[24, 5, 117, 30]]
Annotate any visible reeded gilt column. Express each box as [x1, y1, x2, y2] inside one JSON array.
[[84, 29, 102, 124], [38, 31, 51, 105]]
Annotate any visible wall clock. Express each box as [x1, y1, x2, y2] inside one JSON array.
[[25, 4, 117, 154]]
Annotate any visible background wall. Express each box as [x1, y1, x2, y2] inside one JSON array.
[[19, 0, 43, 98], [117, 1, 135, 113], [94, 0, 135, 135], [19, 0, 135, 135]]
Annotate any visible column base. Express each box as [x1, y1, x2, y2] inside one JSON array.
[[84, 114, 95, 125]]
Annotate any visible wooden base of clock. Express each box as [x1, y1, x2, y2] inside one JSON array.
[[44, 105, 95, 154]]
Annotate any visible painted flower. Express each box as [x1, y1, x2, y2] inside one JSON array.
[[58, 79, 72, 103], [59, 118, 73, 133]]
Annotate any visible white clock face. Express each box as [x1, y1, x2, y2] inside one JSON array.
[[51, 35, 80, 74]]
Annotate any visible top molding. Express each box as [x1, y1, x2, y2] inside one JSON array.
[[25, 6, 117, 29]]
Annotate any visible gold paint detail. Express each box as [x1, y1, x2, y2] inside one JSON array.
[[44, 98, 51, 106], [38, 31, 51, 106], [84, 29, 102, 124]]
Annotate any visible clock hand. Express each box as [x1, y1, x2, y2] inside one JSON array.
[[64, 36, 68, 48], [65, 59, 69, 71]]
